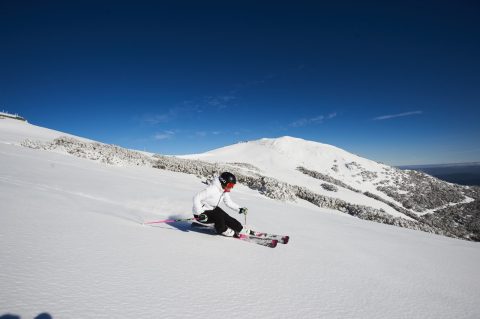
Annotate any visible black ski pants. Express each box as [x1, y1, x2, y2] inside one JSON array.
[[197, 207, 243, 234]]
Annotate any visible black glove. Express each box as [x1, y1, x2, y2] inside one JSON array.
[[239, 207, 248, 215], [198, 213, 208, 223]]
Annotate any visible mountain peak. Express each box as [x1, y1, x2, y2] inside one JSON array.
[[253, 135, 334, 150], [247, 136, 346, 159], [185, 135, 379, 179], [262, 135, 304, 142]]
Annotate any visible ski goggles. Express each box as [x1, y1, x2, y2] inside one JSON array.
[[224, 182, 235, 191]]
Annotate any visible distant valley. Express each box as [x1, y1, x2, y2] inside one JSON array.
[[399, 163, 480, 186]]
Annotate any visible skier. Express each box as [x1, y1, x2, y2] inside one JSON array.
[[192, 172, 248, 237]]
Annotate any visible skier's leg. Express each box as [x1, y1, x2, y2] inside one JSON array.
[[224, 212, 243, 234], [204, 207, 227, 234]]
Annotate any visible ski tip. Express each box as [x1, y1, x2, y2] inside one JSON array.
[[271, 240, 279, 248]]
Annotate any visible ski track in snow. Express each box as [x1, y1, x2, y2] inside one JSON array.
[[2, 119, 480, 319]]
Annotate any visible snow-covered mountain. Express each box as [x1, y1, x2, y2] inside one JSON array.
[[2, 118, 480, 319], [10, 117, 480, 240], [180, 136, 480, 241]]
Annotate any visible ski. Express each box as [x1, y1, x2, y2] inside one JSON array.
[[247, 230, 290, 244], [191, 222, 278, 248], [191, 222, 287, 246], [237, 234, 278, 248]]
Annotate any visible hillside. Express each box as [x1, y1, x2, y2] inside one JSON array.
[[0, 111, 27, 122], [9, 120, 480, 241], [181, 137, 480, 241], [6, 117, 479, 241], [1, 118, 480, 319]]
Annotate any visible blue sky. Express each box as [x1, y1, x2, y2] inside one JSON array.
[[1, 1, 479, 165]]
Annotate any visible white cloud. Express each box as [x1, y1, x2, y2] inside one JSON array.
[[373, 110, 423, 121], [141, 102, 202, 125], [290, 112, 337, 127], [154, 131, 175, 140], [143, 114, 172, 125], [195, 131, 207, 137], [206, 95, 236, 109], [193, 131, 222, 138]]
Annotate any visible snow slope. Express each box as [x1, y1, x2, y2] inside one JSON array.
[[182, 136, 388, 181], [1, 119, 480, 319], [180, 137, 469, 220], [181, 137, 410, 217]]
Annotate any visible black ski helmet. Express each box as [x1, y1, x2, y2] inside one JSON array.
[[219, 172, 236, 189]]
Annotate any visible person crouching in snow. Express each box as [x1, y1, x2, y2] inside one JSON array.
[[193, 172, 248, 237]]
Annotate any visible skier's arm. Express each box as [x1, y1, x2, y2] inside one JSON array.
[[223, 192, 241, 212], [192, 189, 209, 214]]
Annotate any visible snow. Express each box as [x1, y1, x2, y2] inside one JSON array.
[[181, 136, 414, 219], [0, 118, 91, 145], [1, 119, 480, 319], [418, 196, 476, 216]]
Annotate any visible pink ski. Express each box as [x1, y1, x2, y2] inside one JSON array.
[[237, 234, 278, 248], [247, 230, 290, 244]]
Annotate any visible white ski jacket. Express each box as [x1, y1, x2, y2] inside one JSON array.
[[192, 178, 241, 214]]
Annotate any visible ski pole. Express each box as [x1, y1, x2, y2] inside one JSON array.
[[143, 217, 198, 225]]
